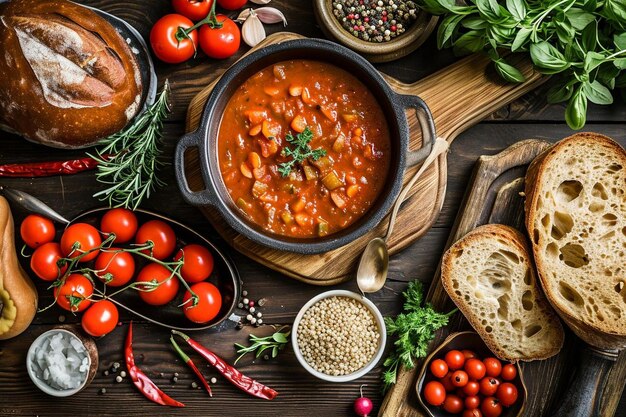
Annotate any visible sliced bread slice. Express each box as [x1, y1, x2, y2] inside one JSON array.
[[442, 224, 565, 361], [525, 132, 626, 349]]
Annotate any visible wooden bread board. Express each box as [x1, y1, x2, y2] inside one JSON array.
[[183, 32, 547, 285], [379, 139, 626, 417]]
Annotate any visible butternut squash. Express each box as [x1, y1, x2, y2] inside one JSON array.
[[0, 196, 37, 340]]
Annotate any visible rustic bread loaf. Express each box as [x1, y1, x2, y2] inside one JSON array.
[[0, 0, 142, 148], [442, 224, 565, 361], [525, 132, 626, 350]]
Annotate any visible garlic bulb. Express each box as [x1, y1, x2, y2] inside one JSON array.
[[241, 10, 266, 47]]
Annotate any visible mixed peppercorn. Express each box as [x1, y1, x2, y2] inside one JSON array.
[[332, 0, 419, 43]]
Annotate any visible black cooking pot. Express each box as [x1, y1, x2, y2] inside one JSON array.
[[175, 38, 436, 254]]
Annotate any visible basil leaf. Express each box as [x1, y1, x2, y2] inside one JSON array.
[[437, 14, 464, 49], [506, 0, 526, 21], [614, 58, 626, 69], [596, 63, 620, 89], [453, 31, 485, 54], [616, 72, 626, 88], [475, 0, 500, 20], [565, 86, 588, 130], [583, 80, 614, 105], [490, 25, 515, 44], [555, 18, 576, 43], [461, 16, 488, 30], [582, 20, 598, 51], [582, 0, 597, 12], [511, 27, 532, 51], [546, 79, 575, 103], [272, 332, 288, 343], [603, 0, 626, 30], [566, 8, 595, 30], [530, 41, 571, 74], [494, 59, 526, 82], [584, 51, 605, 73], [614, 33, 626, 50]]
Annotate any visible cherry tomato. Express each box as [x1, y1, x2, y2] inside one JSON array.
[[21, 215, 55, 249], [135, 220, 177, 260], [175, 244, 214, 283], [31, 242, 67, 281], [462, 349, 478, 360], [429, 359, 448, 379], [465, 395, 481, 409], [441, 372, 456, 392], [100, 208, 138, 244], [136, 263, 180, 306], [443, 394, 464, 414], [423, 381, 446, 406], [479, 377, 500, 396], [445, 350, 466, 370], [451, 370, 469, 387], [95, 249, 136, 287], [481, 397, 503, 417], [199, 15, 240, 59], [496, 382, 518, 407], [150, 14, 198, 64], [54, 274, 94, 312], [501, 364, 517, 381], [81, 300, 119, 337], [465, 358, 487, 380], [463, 409, 482, 417], [463, 380, 480, 396], [483, 357, 502, 378], [60, 223, 101, 262], [216, 0, 247, 10], [172, 0, 213, 21], [182, 281, 222, 323]]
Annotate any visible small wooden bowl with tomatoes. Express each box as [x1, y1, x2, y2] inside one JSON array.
[[416, 331, 527, 417]]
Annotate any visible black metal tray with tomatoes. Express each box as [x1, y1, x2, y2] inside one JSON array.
[[20, 207, 241, 334]]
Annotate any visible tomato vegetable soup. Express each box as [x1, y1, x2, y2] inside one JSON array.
[[217, 59, 391, 238]]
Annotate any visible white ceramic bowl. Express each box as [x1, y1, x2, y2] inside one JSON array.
[[291, 290, 387, 382], [26, 329, 91, 397]]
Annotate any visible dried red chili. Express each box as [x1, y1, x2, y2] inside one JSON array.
[[126, 322, 185, 407], [171, 330, 278, 400], [170, 336, 212, 397], [0, 156, 107, 178]]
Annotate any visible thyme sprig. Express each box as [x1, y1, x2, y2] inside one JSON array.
[[89, 80, 171, 210], [277, 127, 326, 177], [234, 325, 291, 364]]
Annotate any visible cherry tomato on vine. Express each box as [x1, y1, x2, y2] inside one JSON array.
[[451, 370, 469, 387], [31, 242, 67, 281], [81, 300, 119, 337], [174, 244, 214, 283], [423, 381, 446, 406], [501, 364, 517, 381], [481, 397, 503, 417], [496, 382, 518, 407], [150, 14, 198, 64], [100, 208, 138, 244], [60, 223, 101, 262], [429, 358, 448, 379], [172, 0, 214, 21], [445, 350, 466, 370], [443, 394, 464, 414], [462, 380, 480, 396], [216, 0, 247, 10], [54, 274, 94, 312], [465, 395, 481, 410], [136, 263, 180, 306], [199, 15, 240, 59], [463, 409, 483, 417], [465, 358, 487, 380], [483, 357, 502, 378], [135, 220, 177, 260], [182, 281, 222, 323], [20, 215, 55, 249], [479, 377, 500, 396], [95, 249, 136, 287]]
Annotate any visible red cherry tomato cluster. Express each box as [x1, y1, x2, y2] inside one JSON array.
[[21, 209, 223, 336], [423, 349, 520, 417], [150, 0, 242, 64]]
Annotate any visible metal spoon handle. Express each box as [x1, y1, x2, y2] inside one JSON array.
[[0, 186, 70, 224], [384, 137, 449, 241]]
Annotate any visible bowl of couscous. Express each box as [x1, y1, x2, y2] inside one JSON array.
[[291, 290, 386, 382]]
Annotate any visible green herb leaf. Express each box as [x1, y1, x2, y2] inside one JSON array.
[[530, 42, 570, 74], [234, 326, 291, 364], [495, 59, 526, 83], [453, 30, 485, 55], [437, 14, 464, 49], [566, 86, 588, 130], [511, 26, 532, 51], [506, 0, 526, 21], [583, 80, 614, 104], [567, 8, 596, 30], [278, 127, 326, 177]]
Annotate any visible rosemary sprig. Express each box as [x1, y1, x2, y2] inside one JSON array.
[[89, 80, 171, 210], [277, 127, 326, 177], [234, 325, 291, 364]]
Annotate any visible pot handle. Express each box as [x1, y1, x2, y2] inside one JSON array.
[[174, 131, 217, 207], [396, 94, 436, 168]]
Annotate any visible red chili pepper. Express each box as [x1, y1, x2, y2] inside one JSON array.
[[171, 330, 278, 400], [126, 322, 185, 407], [0, 155, 108, 177], [170, 336, 212, 397]]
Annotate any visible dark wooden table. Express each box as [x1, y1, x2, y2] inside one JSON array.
[[1, 1, 625, 416]]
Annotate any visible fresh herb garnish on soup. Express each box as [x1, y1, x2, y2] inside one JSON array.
[[218, 59, 391, 239]]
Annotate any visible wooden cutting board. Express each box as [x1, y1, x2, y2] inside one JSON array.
[[379, 139, 626, 417], [182, 32, 547, 285]]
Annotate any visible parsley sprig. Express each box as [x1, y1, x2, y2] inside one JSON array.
[[382, 281, 457, 392], [234, 325, 291, 364], [277, 127, 326, 177]]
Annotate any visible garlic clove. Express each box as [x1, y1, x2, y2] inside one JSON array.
[[254, 7, 288, 26], [250, 0, 272, 4], [242, 11, 266, 48], [236, 8, 252, 23]]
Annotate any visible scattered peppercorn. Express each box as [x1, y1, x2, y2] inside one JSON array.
[[256, 312, 262, 318], [257, 319, 263, 325], [172, 376, 178, 383], [210, 377, 217, 384], [120, 371, 127, 378], [249, 307, 256, 314], [332, 0, 418, 43], [242, 290, 248, 297], [248, 300, 255, 308], [191, 381, 198, 389], [99, 388, 107, 395], [263, 354, 270, 361], [103, 370, 109, 376], [242, 298, 249, 305], [257, 298, 267, 307], [174, 372, 179, 378], [58, 315, 66, 323], [115, 376, 123, 383], [250, 318, 257, 325], [238, 302, 244, 309], [113, 362, 120, 369]]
